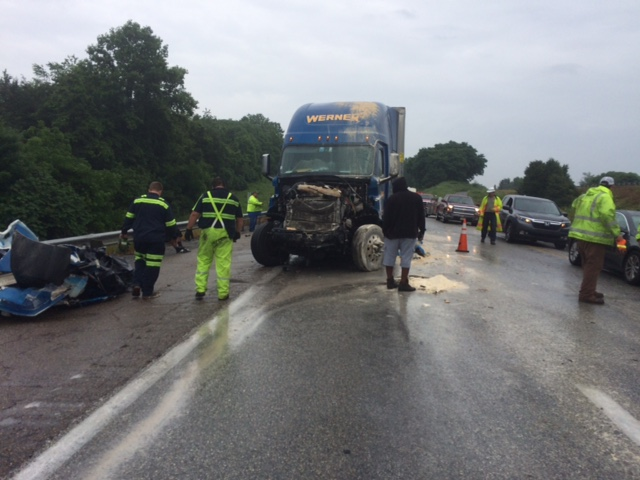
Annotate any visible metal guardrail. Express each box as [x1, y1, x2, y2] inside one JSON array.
[[44, 221, 191, 247]]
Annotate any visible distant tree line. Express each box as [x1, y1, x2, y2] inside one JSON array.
[[406, 139, 638, 209], [0, 21, 283, 239], [579, 171, 640, 187]]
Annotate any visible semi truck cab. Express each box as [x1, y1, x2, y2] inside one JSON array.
[[251, 102, 405, 271]]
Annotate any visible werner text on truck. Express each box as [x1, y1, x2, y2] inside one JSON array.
[[250, 102, 405, 271]]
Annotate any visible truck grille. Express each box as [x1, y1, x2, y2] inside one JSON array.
[[284, 198, 342, 233]]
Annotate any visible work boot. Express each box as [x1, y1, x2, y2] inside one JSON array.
[[387, 278, 399, 289], [398, 282, 416, 292], [579, 296, 604, 305], [131, 286, 141, 298], [595, 292, 604, 299], [195, 292, 205, 301], [481, 237, 485, 243]]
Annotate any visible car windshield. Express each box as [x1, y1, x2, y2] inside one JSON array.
[[449, 196, 474, 205], [514, 198, 561, 215], [280, 145, 375, 176]]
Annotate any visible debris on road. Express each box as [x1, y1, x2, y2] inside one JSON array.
[[0, 220, 133, 317], [411, 274, 468, 294]]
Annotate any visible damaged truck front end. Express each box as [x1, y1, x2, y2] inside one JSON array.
[[250, 102, 405, 271]]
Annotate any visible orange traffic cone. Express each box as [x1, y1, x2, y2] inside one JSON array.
[[456, 219, 469, 253]]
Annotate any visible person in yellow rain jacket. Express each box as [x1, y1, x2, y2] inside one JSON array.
[[569, 176, 623, 305], [476, 188, 503, 245], [247, 191, 263, 233]]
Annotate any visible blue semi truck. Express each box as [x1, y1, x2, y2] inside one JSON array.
[[251, 101, 406, 271]]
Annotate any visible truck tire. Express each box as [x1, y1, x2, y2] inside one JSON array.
[[351, 224, 384, 272], [251, 222, 289, 267]]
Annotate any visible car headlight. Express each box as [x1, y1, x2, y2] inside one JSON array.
[[516, 214, 533, 224]]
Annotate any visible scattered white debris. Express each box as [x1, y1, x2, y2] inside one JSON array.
[[411, 274, 468, 294]]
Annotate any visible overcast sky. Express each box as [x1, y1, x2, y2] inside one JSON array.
[[2, 0, 639, 186]]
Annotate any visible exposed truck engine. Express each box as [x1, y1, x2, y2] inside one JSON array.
[[251, 102, 405, 271]]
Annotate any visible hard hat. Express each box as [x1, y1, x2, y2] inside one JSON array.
[[599, 176, 615, 187], [487, 188, 495, 193]]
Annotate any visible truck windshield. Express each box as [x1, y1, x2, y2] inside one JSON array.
[[280, 146, 375, 176]]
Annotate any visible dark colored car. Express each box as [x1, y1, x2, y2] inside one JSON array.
[[420, 193, 437, 217], [435, 193, 479, 225], [500, 194, 570, 250], [568, 210, 640, 285]]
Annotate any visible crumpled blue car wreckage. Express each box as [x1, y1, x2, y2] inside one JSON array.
[[0, 220, 133, 317]]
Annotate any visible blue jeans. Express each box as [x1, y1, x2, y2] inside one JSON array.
[[248, 212, 260, 232]]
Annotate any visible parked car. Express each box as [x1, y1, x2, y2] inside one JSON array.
[[420, 193, 437, 217], [435, 193, 479, 225], [568, 210, 640, 285], [500, 194, 570, 249]]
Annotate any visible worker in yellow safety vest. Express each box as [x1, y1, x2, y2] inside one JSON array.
[[247, 191, 263, 233], [476, 188, 503, 245], [569, 176, 623, 305], [184, 177, 244, 301]]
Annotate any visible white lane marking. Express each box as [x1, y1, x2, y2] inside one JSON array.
[[578, 384, 640, 446], [12, 269, 280, 480]]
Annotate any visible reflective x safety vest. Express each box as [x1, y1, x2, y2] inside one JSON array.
[[194, 189, 241, 236], [569, 186, 620, 246], [207, 191, 233, 230]]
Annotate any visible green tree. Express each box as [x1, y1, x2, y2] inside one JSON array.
[[0, 22, 285, 236], [405, 141, 487, 189], [521, 158, 576, 207], [580, 171, 640, 187], [0, 124, 91, 238]]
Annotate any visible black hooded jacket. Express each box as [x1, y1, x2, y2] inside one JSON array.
[[382, 177, 426, 240]]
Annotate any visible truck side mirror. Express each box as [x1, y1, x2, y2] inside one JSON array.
[[261, 154, 272, 180], [389, 153, 400, 177]]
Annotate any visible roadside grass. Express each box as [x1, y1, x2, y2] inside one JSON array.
[[416, 181, 492, 205]]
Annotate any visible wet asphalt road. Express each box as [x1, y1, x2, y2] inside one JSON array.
[[4, 219, 640, 479]]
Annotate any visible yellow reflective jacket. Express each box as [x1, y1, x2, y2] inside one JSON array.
[[247, 194, 263, 213], [476, 195, 503, 232], [568, 186, 620, 245]]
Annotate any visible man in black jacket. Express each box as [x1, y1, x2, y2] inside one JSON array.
[[120, 181, 180, 300], [382, 177, 426, 292]]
